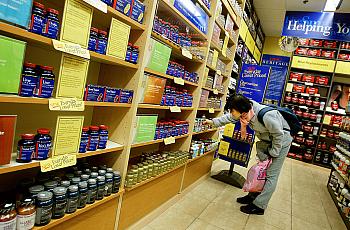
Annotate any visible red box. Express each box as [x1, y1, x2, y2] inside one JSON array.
[[299, 38, 309, 46], [307, 49, 321, 57], [293, 84, 305, 93], [321, 50, 336, 59], [310, 39, 323, 47], [316, 76, 329, 85], [295, 47, 308, 55], [338, 53, 350, 60], [323, 40, 337, 48], [290, 72, 303, 81], [306, 87, 319, 95], [302, 75, 315, 83], [0, 116, 17, 165]]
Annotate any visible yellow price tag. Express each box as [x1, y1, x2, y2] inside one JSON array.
[[213, 89, 219, 95], [182, 48, 193, 59], [49, 98, 85, 111], [174, 77, 185, 85], [224, 123, 235, 137], [40, 154, 77, 172], [170, 106, 181, 113], [164, 137, 176, 145], [209, 108, 215, 113], [218, 141, 230, 156], [52, 40, 90, 59]]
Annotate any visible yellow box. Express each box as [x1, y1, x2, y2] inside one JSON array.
[[245, 32, 255, 54], [218, 141, 230, 156], [291, 56, 336, 73], [223, 123, 235, 137], [239, 20, 248, 40], [253, 46, 261, 63], [335, 61, 350, 75]]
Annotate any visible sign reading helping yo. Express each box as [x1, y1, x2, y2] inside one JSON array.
[[282, 11, 350, 42], [236, 64, 270, 103]]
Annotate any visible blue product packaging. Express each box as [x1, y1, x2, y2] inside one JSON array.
[[34, 128, 52, 160], [36, 65, 55, 98], [79, 127, 89, 153], [19, 62, 38, 97], [101, 0, 113, 7], [103, 87, 121, 103], [84, 85, 105, 102], [2, 0, 32, 29], [115, 0, 132, 16], [119, 89, 133, 103], [29, 1, 45, 35], [43, 8, 60, 39], [131, 0, 145, 24]]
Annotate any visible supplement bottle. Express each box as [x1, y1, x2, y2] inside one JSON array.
[[43, 8, 60, 39], [88, 27, 99, 52], [80, 174, 89, 182], [0, 203, 16, 230], [19, 62, 38, 97], [87, 179, 97, 204], [17, 134, 35, 163], [96, 30, 108, 55], [44, 181, 58, 192], [36, 66, 55, 98], [112, 171, 121, 193], [98, 169, 106, 176], [16, 198, 36, 230], [35, 191, 53, 226], [29, 185, 45, 200], [105, 173, 113, 196], [96, 176, 106, 200], [29, 2, 45, 35], [90, 172, 98, 179], [52, 187, 67, 219], [77, 182, 88, 209], [87, 126, 99, 151], [98, 125, 108, 149], [79, 127, 89, 153], [60, 181, 70, 188], [34, 128, 52, 160], [71, 177, 81, 185], [66, 185, 79, 214]]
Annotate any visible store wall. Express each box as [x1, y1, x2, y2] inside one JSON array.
[[263, 36, 292, 57]]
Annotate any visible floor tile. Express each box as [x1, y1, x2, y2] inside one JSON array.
[[292, 216, 330, 230], [172, 193, 211, 217], [245, 217, 284, 230], [186, 219, 223, 230], [292, 201, 331, 229], [248, 208, 292, 230]]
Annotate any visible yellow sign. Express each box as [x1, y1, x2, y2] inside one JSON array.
[[164, 136, 176, 145], [49, 98, 85, 111], [169, 106, 181, 113], [245, 32, 255, 54], [212, 49, 219, 67], [239, 20, 248, 40], [52, 40, 90, 59], [61, 0, 93, 48], [174, 77, 185, 85], [218, 141, 230, 156], [82, 0, 107, 13], [222, 33, 229, 57], [182, 48, 193, 59], [107, 18, 131, 60], [323, 115, 332, 125], [209, 108, 215, 113], [224, 123, 235, 137], [213, 89, 219, 95], [291, 56, 336, 73], [253, 46, 261, 63], [56, 54, 89, 99], [335, 61, 350, 75], [52, 116, 84, 156], [40, 154, 77, 172]]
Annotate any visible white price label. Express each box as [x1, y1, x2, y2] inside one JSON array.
[[301, 93, 309, 97], [52, 40, 90, 59], [83, 0, 107, 13], [164, 137, 176, 145], [182, 48, 193, 59], [209, 108, 215, 113], [49, 98, 85, 111], [170, 106, 181, 113], [174, 78, 185, 85], [305, 82, 313, 86]]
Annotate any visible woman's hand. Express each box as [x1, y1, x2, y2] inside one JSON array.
[[203, 119, 214, 126]]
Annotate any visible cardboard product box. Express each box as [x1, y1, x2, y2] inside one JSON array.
[[199, 89, 209, 108], [0, 0, 32, 28], [84, 85, 105, 102], [113, 0, 132, 16], [139, 74, 166, 105], [119, 89, 134, 103], [0, 115, 17, 165], [131, 0, 145, 24], [0, 35, 26, 94], [213, 74, 223, 90], [103, 87, 121, 103], [132, 115, 158, 143]]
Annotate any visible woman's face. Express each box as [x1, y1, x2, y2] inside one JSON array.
[[230, 109, 242, 120]]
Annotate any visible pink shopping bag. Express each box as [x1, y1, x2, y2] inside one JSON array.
[[243, 159, 272, 193]]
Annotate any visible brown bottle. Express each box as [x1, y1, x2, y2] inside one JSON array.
[[0, 202, 16, 230], [17, 198, 36, 230]]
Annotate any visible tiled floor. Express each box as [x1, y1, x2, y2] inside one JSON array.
[[141, 156, 347, 230]]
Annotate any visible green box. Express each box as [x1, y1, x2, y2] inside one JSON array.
[[0, 35, 26, 94], [146, 38, 172, 74], [133, 115, 158, 143]]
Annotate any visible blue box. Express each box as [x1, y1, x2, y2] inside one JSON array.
[[84, 85, 105, 102], [0, 0, 33, 28], [119, 89, 133, 104], [103, 87, 121, 103], [114, 0, 132, 16], [131, 0, 145, 24]]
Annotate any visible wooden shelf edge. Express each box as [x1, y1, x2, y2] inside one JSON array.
[[90, 52, 139, 69], [131, 134, 190, 148], [192, 128, 218, 135], [125, 163, 186, 191], [195, 0, 212, 17], [107, 7, 146, 31], [137, 104, 194, 111], [144, 68, 199, 87], [77, 144, 124, 158], [159, 0, 208, 41], [187, 149, 216, 163], [197, 108, 222, 112], [202, 87, 225, 95], [34, 190, 124, 230]]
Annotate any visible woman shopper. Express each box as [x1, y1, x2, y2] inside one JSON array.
[[206, 94, 293, 215]]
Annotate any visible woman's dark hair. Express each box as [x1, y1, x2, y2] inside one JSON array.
[[224, 94, 252, 113]]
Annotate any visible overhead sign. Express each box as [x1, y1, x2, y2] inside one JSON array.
[[282, 11, 350, 42], [237, 64, 270, 103], [291, 56, 336, 73]]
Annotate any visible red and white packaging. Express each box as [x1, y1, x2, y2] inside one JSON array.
[[0, 115, 17, 165], [290, 72, 303, 81], [306, 87, 319, 95], [316, 76, 329, 85], [310, 39, 323, 47], [341, 42, 350, 49], [307, 49, 322, 57], [302, 75, 315, 83], [323, 40, 338, 48], [321, 50, 336, 59], [293, 84, 305, 93], [338, 53, 350, 60], [299, 38, 310, 46], [295, 47, 308, 55], [298, 97, 306, 105]]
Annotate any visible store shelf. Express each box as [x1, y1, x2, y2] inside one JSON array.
[[137, 104, 194, 111], [0, 94, 133, 108], [144, 68, 199, 87], [0, 22, 139, 69], [158, 0, 208, 41], [293, 54, 336, 61], [283, 102, 324, 112], [125, 163, 187, 191], [202, 87, 225, 95], [195, 0, 212, 16], [297, 45, 339, 51], [222, 0, 240, 28], [197, 108, 222, 112], [287, 80, 331, 88], [131, 134, 190, 148], [188, 148, 217, 163], [215, 20, 235, 44], [106, 6, 146, 31], [313, 161, 332, 169], [336, 145, 350, 157], [0, 141, 124, 175], [193, 128, 218, 135], [206, 64, 217, 71], [325, 108, 347, 115], [211, 41, 222, 52], [33, 190, 124, 230], [328, 184, 350, 230]]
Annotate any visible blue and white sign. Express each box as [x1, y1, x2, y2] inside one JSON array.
[[237, 64, 270, 103], [0, 0, 32, 28], [282, 11, 350, 42], [173, 0, 209, 34], [262, 55, 290, 105]]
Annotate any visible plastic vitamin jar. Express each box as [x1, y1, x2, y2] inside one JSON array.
[[98, 125, 108, 149], [87, 179, 97, 204], [17, 134, 35, 163], [87, 126, 99, 151], [77, 182, 88, 209], [79, 127, 89, 153], [96, 176, 105, 200], [16, 198, 36, 230], [96, 30, 108, 55], [43, 8, 60, 39], [36, 66, 55, 98], [0, 203, 16, 230], [34, 128, 52, 160], [66, 185, 79, 214], [52, 187, 67, 219], [88, 27, 99, 52], [35, 191, 53, 226], [29, 2, 45, 35], [19, 62, 38, 97]]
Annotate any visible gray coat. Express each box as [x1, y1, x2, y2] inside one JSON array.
[[212, 101, 293, 158]]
